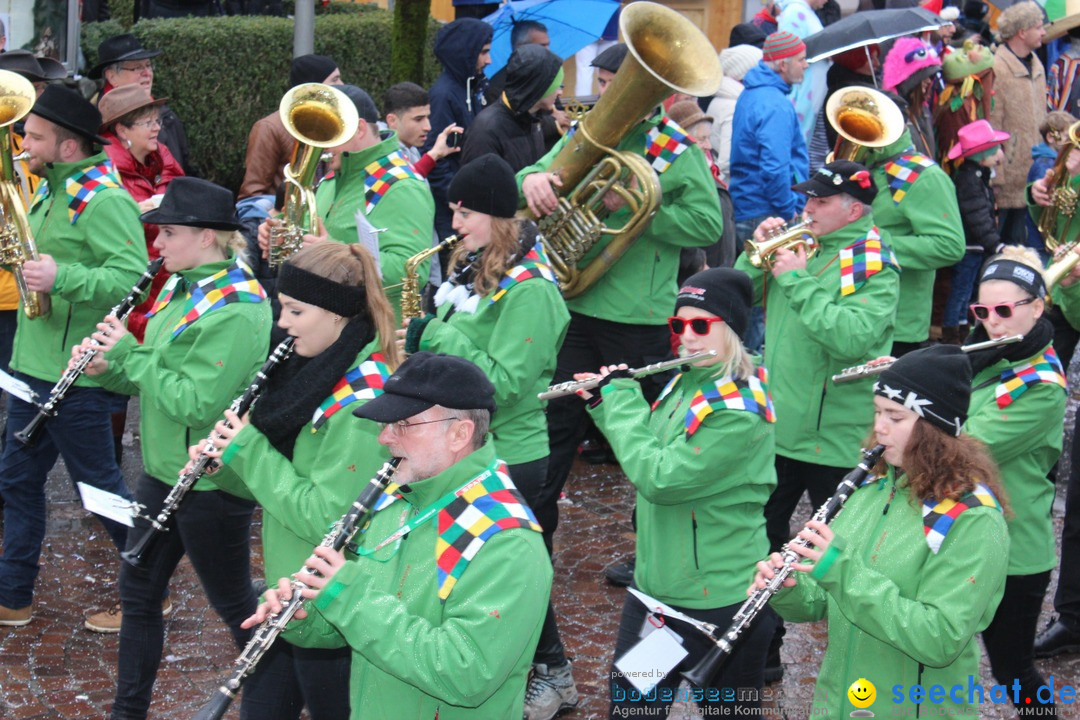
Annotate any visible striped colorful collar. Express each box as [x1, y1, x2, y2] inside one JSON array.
[[922, 483, 1002, 554], [883, 152, 935, 205], [32, 160, 123, 225], [654, 366, 775, 436], [839, 228, 900, 297], [310, 353, 391, 430], [363, 149, 422, 214], [643, 116, 695, 174], [146, 260, 265, 339], [994, 347, 1067, 408], [489, 241, 559, 304]]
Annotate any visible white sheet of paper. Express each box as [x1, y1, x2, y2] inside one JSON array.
[[77, 482, 135, 527], [0, 369, 36, 405], [615, 624, 688, 694], [355, 211, 384, 279]]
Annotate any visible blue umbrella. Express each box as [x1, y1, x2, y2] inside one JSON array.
[[483, 0, 621, 77]]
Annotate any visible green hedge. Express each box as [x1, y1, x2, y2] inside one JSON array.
[[82, 10, 439, 191]]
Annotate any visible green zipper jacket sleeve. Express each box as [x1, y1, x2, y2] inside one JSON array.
[[419, 280, 566, 409], [631, 144, 724, 250], [768, 574, 830, 623], [220, 421, 387, 545], [811, 507, 1009, 667], [1053, 280, 1080, 329], [871, 166, 965, 272], [772, 264, 900, 362], [964, 379, 1064, 466], [587, 378, 771, 505], [104, 308, 267, 429], [93, 334, 141, 397], [51, 192, 149, 306], [315, 529, 551, 707]]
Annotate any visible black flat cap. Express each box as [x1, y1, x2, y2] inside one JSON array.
[[353, 352, 497, 423]]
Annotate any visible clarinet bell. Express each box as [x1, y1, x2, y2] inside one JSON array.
[[191, 687, 235, 720], [681, 643, 728, 689]]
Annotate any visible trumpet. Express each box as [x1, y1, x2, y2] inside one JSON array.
[[122, 337, 295, 567], [15, 257, 164, 446], [682, 444, 886, 689], [537, 351, 717, 401], [743, 220, 818, 271], [831, 334, 1024, 384], [193, 457, 402, 720]]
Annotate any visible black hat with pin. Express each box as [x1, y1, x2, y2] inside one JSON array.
[[792, 159, 878, 206], [353, 352, 497, 423]]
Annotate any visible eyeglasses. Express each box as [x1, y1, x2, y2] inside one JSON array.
[[969, 297, 1038, 320], [667, 316, 724, 336], [379, 417, 460, 435], [131, 117, 162, 130], [118, 61, 154, 73]]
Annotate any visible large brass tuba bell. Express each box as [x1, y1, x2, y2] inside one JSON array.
[[268, 82, 359, 269], [825, 86, 905, 163], [536, 2, 722, 298], [0, 70, 49, 319]]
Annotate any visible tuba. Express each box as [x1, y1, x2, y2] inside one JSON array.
[[825, 86, 905, 163], [0, 70, 49, 319], [535, 2, 722, 298], [1036, 121, 1080, 292], [743, 220, 818, 271], [268, 83, 359, 269]]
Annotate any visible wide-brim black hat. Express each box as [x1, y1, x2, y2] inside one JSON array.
[[90, 34, 162, 79], [140, 177, 243, 231], [31, 85, 111, 145], [0, 50, 67, 82], [353, 352, 497, 423]]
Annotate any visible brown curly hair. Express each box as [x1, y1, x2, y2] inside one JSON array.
[[447, 217, 521, 297]]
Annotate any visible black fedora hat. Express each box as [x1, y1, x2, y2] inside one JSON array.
[[140, 177, 244, 231], [30, 85, 111, 145], [90, 34, 162, 79], [0, 50, 67, 82]]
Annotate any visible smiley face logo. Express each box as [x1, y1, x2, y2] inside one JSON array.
[[848, 678, 876, 716]]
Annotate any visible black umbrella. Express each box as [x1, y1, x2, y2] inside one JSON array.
[[805, 8, 946, 63]]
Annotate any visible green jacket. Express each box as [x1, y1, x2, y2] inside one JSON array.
[[964, 342, 1065, 575], [771, 467, 1009, 718], [1054, 278, 1080, 329], [416, 241, 569, 464], [588, 364, 775, 609], [735, 215, 899, 467], [311, 444, 551, 720], [15, 152, 148, 384], [315, 131, 434, 321], [213, 340, 391, 647], [863, 132, 965, 343], [515, 115, 723, 324], [96, 258, 271, 490]]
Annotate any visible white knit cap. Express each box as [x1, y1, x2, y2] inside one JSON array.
[[940, 6, 959, 20], [720, 44, 764, 82]]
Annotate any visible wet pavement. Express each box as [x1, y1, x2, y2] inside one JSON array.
[[0, 407, 1077, 719]]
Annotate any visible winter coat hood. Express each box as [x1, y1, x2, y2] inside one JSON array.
[[742, 61, 790, 93], [434, 18, 493, 87], [503, 44, 563, 115]]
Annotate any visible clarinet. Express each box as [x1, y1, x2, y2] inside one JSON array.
[[121, 337, 295, 568], [682, 444, 886, 689], [193, 457, 402, 720], [15, 257, 165, 447]]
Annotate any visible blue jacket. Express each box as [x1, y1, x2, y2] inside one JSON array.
[[730, 62, 808, 221], [1025, 143, 1058, 257]]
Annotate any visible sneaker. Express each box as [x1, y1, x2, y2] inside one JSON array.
[[1034, 617, 1080, 658], [523, 661, 579, 720], [85, 597, 173, 633], [0, 603, 31, 626], [603, 558, 635, 587]]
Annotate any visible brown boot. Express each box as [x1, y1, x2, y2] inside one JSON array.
[[0, 603, 32, 626], [940, 326, 961, 345], [85, 597, 172, 633]]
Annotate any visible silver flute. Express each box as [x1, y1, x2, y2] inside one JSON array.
[[192, 457, 402, 720], [832, 335, 1024, 384], [538, 350, 718, 400], [682, 444, 886, 689]]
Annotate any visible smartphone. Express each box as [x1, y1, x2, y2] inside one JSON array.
[[447, 131, 464, 148]]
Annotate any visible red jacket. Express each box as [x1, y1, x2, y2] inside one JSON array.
[[103, 133, 185, 341]]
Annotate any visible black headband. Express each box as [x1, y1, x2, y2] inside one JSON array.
[[278, 263, 367, 317], [980, 259, 1047, 299]]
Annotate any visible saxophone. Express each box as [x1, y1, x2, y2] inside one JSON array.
[[400, 235, 461, 320], [0, 69, 49, 319]]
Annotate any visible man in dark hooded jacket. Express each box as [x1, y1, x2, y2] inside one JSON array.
[[461, 45, 563, 171], [421, 18, 493, 240]]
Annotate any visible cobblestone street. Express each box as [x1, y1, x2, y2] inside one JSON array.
[[0, 414, 1076, 719]]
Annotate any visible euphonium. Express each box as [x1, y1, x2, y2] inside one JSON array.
[[534, 2, 722, 298], [1036, 121, 1080, 290], [268, 83, 359, 269], [400, 235, 461, 320], [825, 85, 905, 163], [0, 70, 49, 319], [743, 220, 818, 271]]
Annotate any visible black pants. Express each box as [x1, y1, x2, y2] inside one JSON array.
[[1054, 425, 1080, 630], [609, 592, 775, 718], [111, 474, 257, 720], [240, 641, 351, 720], [764, 455, 850, 553], [982, 571, 1057, 716]]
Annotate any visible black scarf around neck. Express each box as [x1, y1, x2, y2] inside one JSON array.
[[965, 315, 1054, 377], [250, 314, 375, 459]]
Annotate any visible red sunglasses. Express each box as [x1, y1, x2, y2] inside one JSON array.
[[667, 316, 724, 336]]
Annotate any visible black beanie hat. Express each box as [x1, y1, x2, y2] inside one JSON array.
[[729, 23, 768, 49], [675, 268, 754, 340], [591, 43, 629, 72], [874, 345, 972, 437], [290, 54, 337, 87], [447, 154, 518, 218]]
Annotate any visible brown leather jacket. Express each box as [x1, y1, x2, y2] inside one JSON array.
[[238, 111, 293, 199]]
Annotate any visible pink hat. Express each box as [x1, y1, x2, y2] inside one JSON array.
[[947, 119, 1010, 160], [762, 31, 806, 62], [882, 37, 941, 93]]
